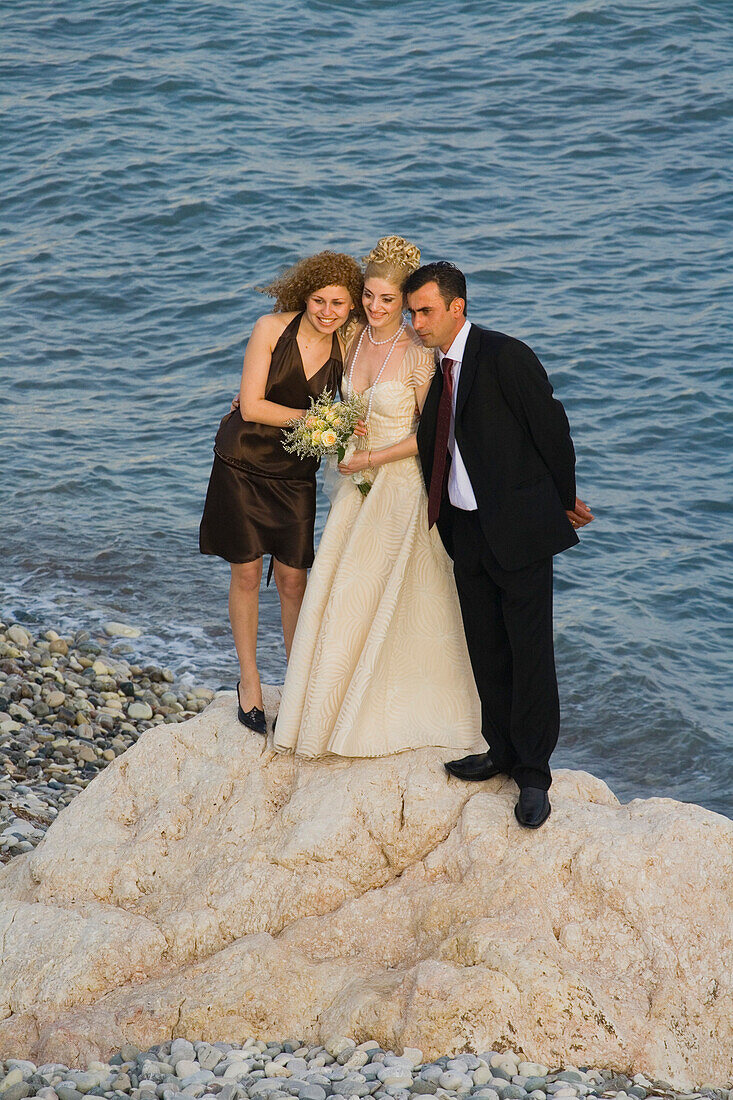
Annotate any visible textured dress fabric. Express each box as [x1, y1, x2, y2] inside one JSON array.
[[274, 337, 482, 759], [199, 313, 342, 568]]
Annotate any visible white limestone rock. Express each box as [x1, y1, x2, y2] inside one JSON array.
[[0, 689, 730, 1089]]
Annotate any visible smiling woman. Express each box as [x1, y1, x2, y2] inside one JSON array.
[[199, 251, 363, 735]]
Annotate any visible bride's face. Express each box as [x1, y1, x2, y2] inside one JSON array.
[[305, 285, 354, 334], [363, 276, 404, 332]]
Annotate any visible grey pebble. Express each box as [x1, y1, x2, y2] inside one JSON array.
[[56, 1088, 83, 1100], [419, 1071, 443, 1085], [250, 1083, 292, 1097], [1, 1086, 32, 1100], [5, 1063, 37, 1079], [180, 1072, 215, 1088], [439, 1074, 472, 1092], [216, 1088, 242, 1100]]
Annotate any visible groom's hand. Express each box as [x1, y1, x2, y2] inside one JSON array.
[[566, 497, 594, 529]]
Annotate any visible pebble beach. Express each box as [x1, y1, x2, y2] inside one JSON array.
[[0, 624, 730, 1095], [0, 620, 214, 862], [0, 1039, 729, 1100]]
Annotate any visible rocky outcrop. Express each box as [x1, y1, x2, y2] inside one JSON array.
[[0, 691, 731, 1087]]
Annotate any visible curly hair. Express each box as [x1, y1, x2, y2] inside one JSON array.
[[261, 251, 364, 316], [363, 235, 421, 290]]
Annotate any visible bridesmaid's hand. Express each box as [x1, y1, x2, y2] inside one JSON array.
[[230, 393, 241, 412], [338, 450, 370, 475]]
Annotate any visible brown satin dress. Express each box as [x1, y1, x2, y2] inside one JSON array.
[[199, 312, 342, 568]]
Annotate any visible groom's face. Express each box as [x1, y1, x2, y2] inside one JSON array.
[[407, 282, 466, 353]]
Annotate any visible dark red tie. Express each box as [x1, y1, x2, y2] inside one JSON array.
[[427, 357, 455, 528]]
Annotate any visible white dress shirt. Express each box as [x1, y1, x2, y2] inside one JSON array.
[[438, 319, 478, 511]]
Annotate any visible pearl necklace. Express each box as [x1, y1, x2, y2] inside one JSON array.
[[346, 321, 406, 424], [367, 323, 399, 346]]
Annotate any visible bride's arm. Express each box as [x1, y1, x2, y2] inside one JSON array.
[[339, 434, 418, 474], [238, 314, 307, 426]]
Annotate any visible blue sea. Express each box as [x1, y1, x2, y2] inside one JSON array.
[[1, 0, 731, 816]]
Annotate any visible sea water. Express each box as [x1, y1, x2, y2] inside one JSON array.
[[2, 0, 731, 815]]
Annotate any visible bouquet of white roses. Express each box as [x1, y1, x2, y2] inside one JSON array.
[[283, 391, 373, 496]]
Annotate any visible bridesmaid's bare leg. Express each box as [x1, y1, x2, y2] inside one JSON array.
[[272, 560, 308, 659], [229, 559, 264, 711]]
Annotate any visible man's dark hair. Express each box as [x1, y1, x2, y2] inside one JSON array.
[[403, 261, 467, 314]]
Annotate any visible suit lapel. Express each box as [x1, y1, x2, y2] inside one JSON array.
[[455, 323, 480, 420]]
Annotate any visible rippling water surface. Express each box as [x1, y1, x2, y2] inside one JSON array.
[[2, 0, 731, 815]]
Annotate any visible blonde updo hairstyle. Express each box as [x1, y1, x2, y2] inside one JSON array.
[[363, 235, 421, 292], [261, 251, 364, 318]]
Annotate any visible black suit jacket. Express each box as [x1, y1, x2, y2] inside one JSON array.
[[416, 324, 579, 570]]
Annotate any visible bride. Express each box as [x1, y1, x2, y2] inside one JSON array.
[[273, 236, 481, 758]]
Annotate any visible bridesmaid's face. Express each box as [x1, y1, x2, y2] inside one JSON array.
[[305, 285, 354, 334], [363, 276, 403, 332]]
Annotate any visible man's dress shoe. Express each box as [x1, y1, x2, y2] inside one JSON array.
[[515, 786, 551, 828], [444, 752, 503, 781]]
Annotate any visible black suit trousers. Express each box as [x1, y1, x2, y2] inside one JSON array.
[[449, 506, 558, 790]]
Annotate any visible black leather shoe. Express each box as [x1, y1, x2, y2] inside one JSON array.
[[236, 681, 266, 735], [514, 787, 551, 828], [444, 751, 503, 781]]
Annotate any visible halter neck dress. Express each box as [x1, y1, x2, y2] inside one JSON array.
[[199, 312, 342, 568]]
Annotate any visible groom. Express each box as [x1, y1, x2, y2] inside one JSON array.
[[406, 262, 593, 829]]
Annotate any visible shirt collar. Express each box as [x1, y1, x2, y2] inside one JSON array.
[[438, 319, 472, 365]]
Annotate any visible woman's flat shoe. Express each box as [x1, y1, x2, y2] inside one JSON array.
[[236, 681, 267, 735]]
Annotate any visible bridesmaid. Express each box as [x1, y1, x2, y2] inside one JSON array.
[[199, 251, 363, 734]]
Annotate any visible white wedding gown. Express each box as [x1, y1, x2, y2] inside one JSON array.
[[273, 336, 481, 758]]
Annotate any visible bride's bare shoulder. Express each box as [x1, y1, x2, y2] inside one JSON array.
[[401, 325, 432, 360], [402, 323, 427, 348], [399, 326, 435, 385]]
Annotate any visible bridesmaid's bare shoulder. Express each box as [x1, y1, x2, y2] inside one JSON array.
[[249, 310, 298, 348]]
